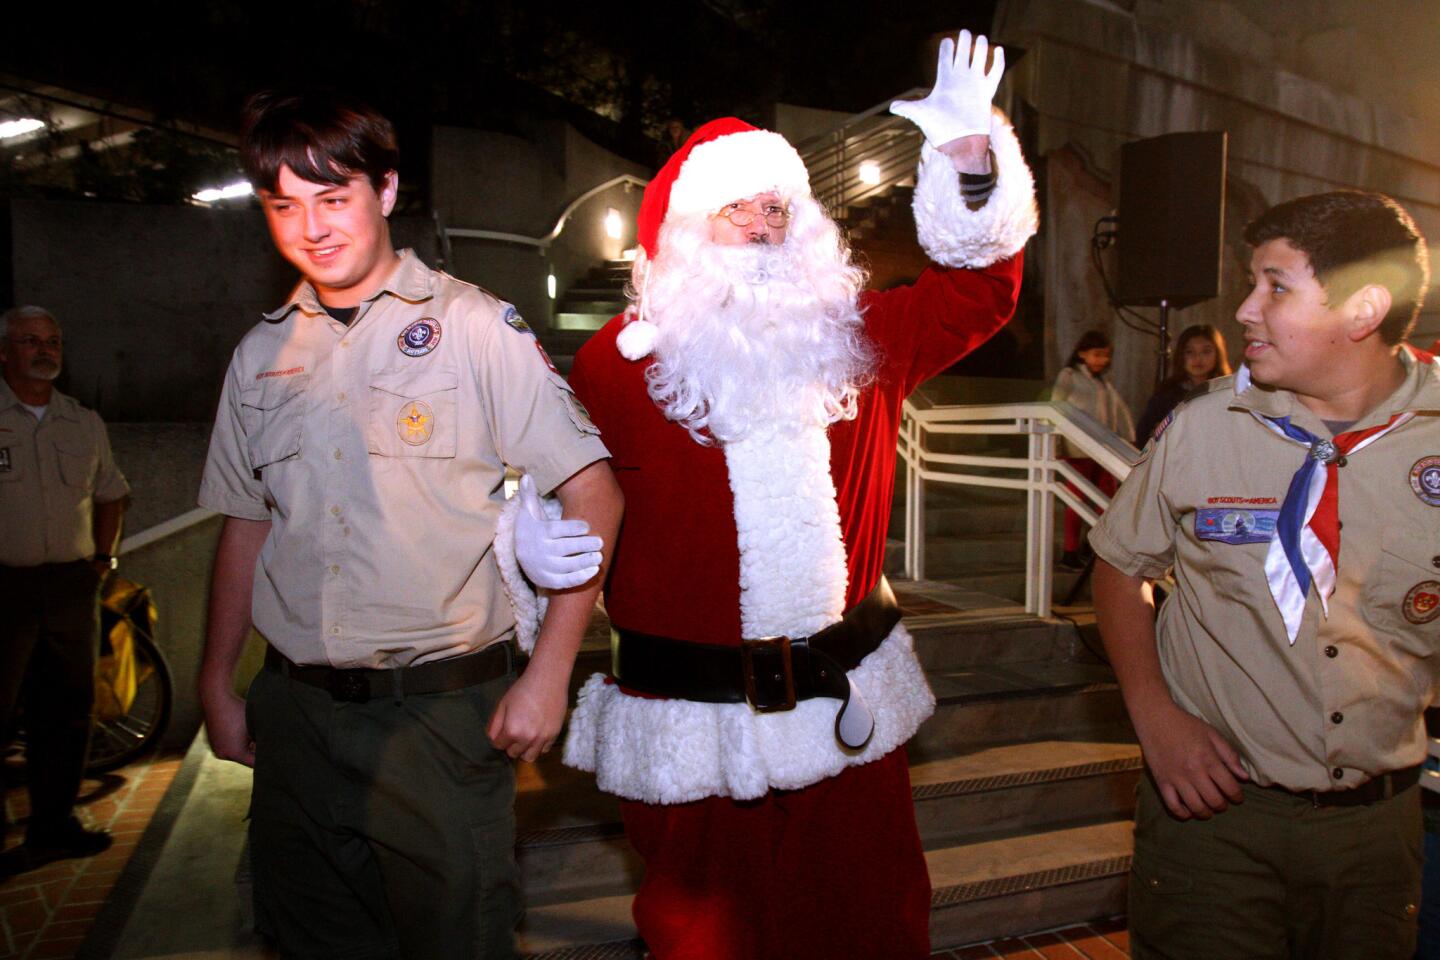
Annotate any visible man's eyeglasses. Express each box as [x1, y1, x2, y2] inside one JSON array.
[[6, 336, 62, 350], [715, 201, 790, 229]]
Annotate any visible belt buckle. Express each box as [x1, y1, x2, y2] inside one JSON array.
[[327, 669, 371, 703], [741, 636, 796, 713]]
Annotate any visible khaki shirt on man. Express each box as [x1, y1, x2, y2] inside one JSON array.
[[0, 380, 129, 567], [199, 250, 609, 669], [1090, 347, 1440, 792]]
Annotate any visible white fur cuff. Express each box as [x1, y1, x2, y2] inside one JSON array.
[[494, 487, 559, 654], [561, 623, 937, 804], [913, 107, 1038, 269]]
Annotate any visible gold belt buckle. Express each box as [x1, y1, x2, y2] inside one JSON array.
[[741, 635, 796, 713]]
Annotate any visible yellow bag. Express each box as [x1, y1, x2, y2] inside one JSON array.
[[94, 576, 157, 721]]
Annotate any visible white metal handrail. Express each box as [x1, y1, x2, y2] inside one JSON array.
[[898, 398, 1141, 618], [444, 173, 650, 250], [796, 87, 927, 216]]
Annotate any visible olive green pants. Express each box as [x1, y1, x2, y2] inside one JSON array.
[[1130, 774, 1422, 960], [246, 660, 519, 960]]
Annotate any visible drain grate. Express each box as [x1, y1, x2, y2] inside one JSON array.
[[931, 855, 1131, 908], [523, 939, 646, 960], [519, 822, 627, 848], [911, 756, 1143, 801]]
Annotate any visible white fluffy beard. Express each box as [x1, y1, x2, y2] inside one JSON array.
[[641, 221, 875, 444]]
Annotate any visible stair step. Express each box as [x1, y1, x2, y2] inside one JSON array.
[[516, 821, 1134, 956], [556, 299, 625, 316], [552, 313, 612, 332], [912, 660, 1127, 760], [928, 820, 1132, 948]]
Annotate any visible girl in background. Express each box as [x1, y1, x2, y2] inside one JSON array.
[[1134, 324, 1232, 444], [1051, 330, 1133, 570]]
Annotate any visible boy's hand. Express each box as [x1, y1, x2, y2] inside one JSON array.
[[487, 670, 567, 763], [1135, 701, 1249, 819]]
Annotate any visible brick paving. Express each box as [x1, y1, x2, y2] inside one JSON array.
[[934, 919, 1131, 958], [0, 751, 184, 960]]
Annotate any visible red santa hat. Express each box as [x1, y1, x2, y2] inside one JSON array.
[[619, 118, 813, 360]]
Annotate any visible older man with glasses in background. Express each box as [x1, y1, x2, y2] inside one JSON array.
[[0, 305, 129, 872]]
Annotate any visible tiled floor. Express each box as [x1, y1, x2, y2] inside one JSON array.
[[0, 751, 184, 960]]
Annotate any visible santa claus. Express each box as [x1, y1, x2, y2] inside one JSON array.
[[506, 30, 1036, 960]]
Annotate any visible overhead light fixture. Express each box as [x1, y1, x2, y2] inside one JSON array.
[[858, 160, 881, 186], [547, 273, 557, 300], [193, 181, 253, 203], [0, 118, 45, 140], [604, 207, 623, 240]]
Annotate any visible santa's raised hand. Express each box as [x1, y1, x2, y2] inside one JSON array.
[[890, 30, 1003, 166]]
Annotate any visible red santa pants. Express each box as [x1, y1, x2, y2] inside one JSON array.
[[619, 747, 930, 960]]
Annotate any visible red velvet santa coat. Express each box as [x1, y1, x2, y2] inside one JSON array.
[[554, 116, 1036, 960]]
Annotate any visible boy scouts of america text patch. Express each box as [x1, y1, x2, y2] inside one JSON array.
[[1410, 456, 1440, 506], [1403, 581, 1440, 625], [397, 401, 434, 445], [1195, 507, 1277, 545], [398, 318, 442, 357]]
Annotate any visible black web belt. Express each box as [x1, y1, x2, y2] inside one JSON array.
[[265, 642, 513, 704], [611, 575, 901, 714]]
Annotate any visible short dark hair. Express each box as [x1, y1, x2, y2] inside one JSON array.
[[1066, 329, 1112, 368], [241, 91, 399, 194], [1243, 191, 1429, 344]]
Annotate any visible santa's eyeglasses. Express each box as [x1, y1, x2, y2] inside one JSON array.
[[714, 201, 790, 229]]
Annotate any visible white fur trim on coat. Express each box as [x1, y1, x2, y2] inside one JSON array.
[[726, 423, 848, 638], [668, 129, 813, 218], [912, 107, 1037, 269], [561, 622, 936, 803], [494, 487, 561, 654]]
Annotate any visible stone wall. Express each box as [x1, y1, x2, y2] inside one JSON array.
[[995, 0, 1440, 417]]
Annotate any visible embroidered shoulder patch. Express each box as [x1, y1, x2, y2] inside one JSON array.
[[1194, 507, 1277, 544], [1409, 456, 1440, 506], [503, 306, 533, 336]]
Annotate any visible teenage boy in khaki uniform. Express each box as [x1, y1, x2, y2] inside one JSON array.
[[0, 305, 127, 866], [198, 92, 622, 958], [1093, 190, 1437, 960]]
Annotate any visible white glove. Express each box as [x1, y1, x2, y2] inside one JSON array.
[[513, 474, 604, 590], [890, 30, 1004, 145]]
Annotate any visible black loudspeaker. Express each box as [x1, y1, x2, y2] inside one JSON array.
[[1116, 132, 1227, 308]]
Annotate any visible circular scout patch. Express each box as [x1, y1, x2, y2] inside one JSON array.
[[397, 400, 435, 445], [1403, 581, 1440, 625], [398, 317, 442, 357], [1409, 456, 1440, 506]]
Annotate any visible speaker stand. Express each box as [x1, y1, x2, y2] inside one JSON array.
[[1155, 299, 1171, 391]]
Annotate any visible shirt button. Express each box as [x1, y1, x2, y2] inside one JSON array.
[[330, 564, 340, 574], [331, 626, 341, 635], [337, 391, 346, 402], [1332, 767, 1344, 780], [331, 505, 341, 516], [1324, 645, 1338, 658], [1334, 456, 1347, 468], [341, 341, 351, 349], [1407, 904, 1420, 919], [343, 526, 351, 536], [1330, 711, 1343, 724], [1431, 556, 1440, 569], [333, 449, 343, 460]]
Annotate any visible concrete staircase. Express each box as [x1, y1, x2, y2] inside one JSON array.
[[513, 577, 1138, 957], [544, 259, 631, 373]]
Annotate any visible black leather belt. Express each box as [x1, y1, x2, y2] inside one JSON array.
[[265, 643, 513, 704], [612, 575, 901, 713], [1260, 764, 1421, 808]]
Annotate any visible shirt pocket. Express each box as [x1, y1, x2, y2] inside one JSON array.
[[239, 374, 308, 470], [367, 366, 458, 459], [56, 440, 97, 490], [1361, 531, 1440, 660]]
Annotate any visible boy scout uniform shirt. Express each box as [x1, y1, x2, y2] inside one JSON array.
[[199, 250, 608, 669], [1090, 348, 1440, 792], [0, 380, 130, 566]]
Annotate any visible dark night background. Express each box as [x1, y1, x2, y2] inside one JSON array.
[[3, 1, 998, 208]]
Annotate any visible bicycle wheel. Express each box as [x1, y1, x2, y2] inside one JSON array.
[[86, 629, 173, 774]]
